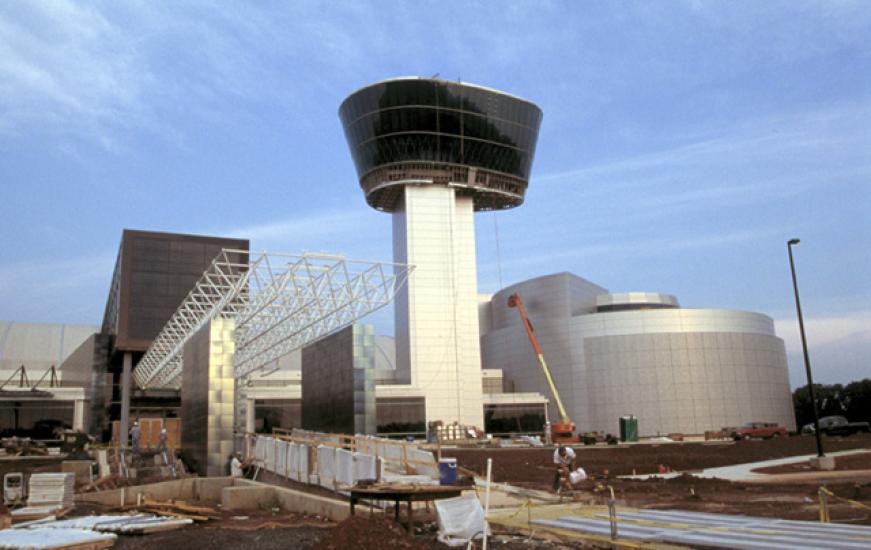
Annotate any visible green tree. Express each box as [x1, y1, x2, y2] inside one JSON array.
[[843, 378, 871, 423], [792, 378, 871, 428]]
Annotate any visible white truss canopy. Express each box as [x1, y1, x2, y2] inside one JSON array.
[[132, 249, 412, 389]]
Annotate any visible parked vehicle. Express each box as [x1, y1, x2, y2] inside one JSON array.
[[729, 422, 788, 440], [801, 415, 871, 436]]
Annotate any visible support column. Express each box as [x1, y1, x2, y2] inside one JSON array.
[[393, 185, 484, 429], [73, 400, 85, 431], [246, 398, 256, 434], [120, 352, 132, 448]]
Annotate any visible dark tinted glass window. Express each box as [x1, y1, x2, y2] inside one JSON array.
[[340, 79, 541, 180]]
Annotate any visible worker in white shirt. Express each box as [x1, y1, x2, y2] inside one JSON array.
[[230, 453, 245, 477], [552, 445, 576, 491]]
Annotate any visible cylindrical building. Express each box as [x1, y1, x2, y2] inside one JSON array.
[[340, 78, 542, 428]]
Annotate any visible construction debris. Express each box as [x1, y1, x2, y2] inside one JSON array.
[[135, 498, 220, 521], [26, 474, 74, 510], [0, 438, 53, 458], [0, 527, 116, 550], [34, 514, 193, 535]]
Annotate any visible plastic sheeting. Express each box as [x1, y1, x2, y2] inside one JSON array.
[[317, 445, 336, 490], [276, 440, 289, 478], [264, 438, 276, 472], [353, 452, 377, 481], [286, 443, 298, 482], [0, 527, 117, 549], [298, 444, 310, 483], [434, 494, 489, 547], [254, 436, 268, 463], [336, 449, 355, 488], [409, 448, 438, 478], [27, 514, 193, 534]]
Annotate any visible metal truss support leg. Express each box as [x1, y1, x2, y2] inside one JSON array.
[[120, 352, 132, 449]]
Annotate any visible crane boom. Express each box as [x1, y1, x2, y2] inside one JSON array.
[[507, 293, 571, 425]]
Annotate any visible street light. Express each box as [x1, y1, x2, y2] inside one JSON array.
[[787, 238, 824, 458]]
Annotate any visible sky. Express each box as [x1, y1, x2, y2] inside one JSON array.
[[0, 1, 868, 388]]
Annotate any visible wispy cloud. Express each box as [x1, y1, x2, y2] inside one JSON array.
[[538, 101, 871, 189], [774, 309, 871, 354], [492, 227, 778, 274], [0, 252, 116, 323]]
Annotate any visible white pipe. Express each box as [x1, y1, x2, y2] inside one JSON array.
[[483, 458, 492, 550]]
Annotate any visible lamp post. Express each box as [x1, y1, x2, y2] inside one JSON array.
[[787, 238, 824, 458]]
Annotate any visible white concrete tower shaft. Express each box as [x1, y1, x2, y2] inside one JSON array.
[[392, 185, 484, 428], [339, 77, 543, 431]]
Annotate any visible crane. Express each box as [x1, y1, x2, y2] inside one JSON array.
[[507, 292, 578, 443]]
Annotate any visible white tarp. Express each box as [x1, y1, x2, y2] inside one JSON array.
[[353, 452, 377, 482], [434, 494, 489, 547], [317, 445, 336, 490], [298, 444, 310, 483], [264, 438, 276, 472], [254, 436, 268, 463], [336, 449, 354, 488], [409, 448, 439, 478], [276, 440, 289, 478], [286, 443, 298, 482]]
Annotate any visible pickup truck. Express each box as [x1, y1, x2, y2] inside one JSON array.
[[729, 422, 788, 440], [801, 415, 871, 436]]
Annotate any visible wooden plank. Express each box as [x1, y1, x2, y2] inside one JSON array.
[[164, 418, 181, 449]]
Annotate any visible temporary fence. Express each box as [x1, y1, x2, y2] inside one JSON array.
[[248, 429, 440, 497]]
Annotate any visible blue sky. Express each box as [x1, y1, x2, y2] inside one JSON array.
[[1, 1, 868, 387]]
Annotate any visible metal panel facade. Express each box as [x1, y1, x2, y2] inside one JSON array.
[[301, 324, 376, 435], [102, 230, 249, 352]]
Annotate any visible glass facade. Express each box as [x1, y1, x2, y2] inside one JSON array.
[[375, 396, 426, 436], [339, 79, 543, 211], [483, 404, 546, 436]]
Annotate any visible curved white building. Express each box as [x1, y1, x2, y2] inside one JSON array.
[[479, 273, 796, 437]]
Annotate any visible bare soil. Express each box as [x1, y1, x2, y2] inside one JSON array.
[[445, 435, 871, 525], [313, 515, 446, 549], [443, 434, 871, 481], [112, 509, 334, 550]]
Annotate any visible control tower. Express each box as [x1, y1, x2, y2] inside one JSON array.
[[339, 78, 542, 428]]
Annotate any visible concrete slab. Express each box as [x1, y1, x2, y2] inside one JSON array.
[[621, 448, 869, 482]]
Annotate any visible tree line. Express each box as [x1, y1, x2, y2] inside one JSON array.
[[792, 378, 871, 428]]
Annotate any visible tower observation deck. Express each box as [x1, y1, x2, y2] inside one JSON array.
[[339, 78, 543, 212], [339, 78, 543, 429]]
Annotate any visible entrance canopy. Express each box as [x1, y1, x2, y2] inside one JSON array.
[[132, 249, 412, 389]]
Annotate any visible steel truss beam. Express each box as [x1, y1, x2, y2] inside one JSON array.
[[132, 249, 412, 389]]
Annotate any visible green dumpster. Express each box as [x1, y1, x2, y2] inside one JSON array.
[[620, 415, 638, 442]]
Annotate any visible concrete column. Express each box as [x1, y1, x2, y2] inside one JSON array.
[[245, 398, 256, 434], [73, 400, 85, 431], [120, 352, 132, 448], [393, 185, 484, 428]]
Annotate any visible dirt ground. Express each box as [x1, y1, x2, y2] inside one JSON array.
[[445, 434, 871, 525], [78, 436, 871, 547], [111, 509, 334, 550], [443, 433, 871, 480]]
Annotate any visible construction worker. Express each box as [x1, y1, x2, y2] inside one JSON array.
[[129, 421, 141, 456], [230, 453, 244, 477], [157, 427, 168, 454], [552, 445, 576, 491]]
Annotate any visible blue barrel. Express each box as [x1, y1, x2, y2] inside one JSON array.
[[438, 458, 457, 485]]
